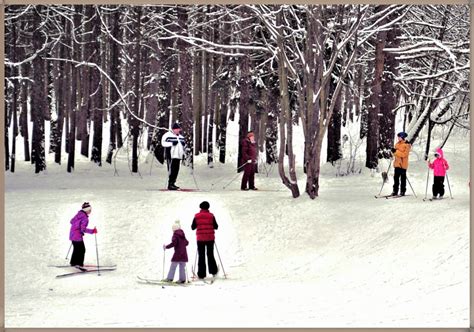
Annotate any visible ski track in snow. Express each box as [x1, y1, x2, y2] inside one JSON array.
[[5, 136, 470, 327]]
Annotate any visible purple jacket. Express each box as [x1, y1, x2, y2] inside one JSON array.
[[69, 210, 94, 241], [165, 229, 189, 262]]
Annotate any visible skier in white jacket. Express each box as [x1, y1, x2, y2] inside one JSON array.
[[161, 123, 186, 190]]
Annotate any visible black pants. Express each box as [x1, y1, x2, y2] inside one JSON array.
[[393, 167, 407, 194], [70, 241, 85, 266], [197, 240, 218, 278], [432, 176, 445, 197], [167, 158, 180, 186]]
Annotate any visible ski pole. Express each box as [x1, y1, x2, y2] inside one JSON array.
[[65, 243, 72, 260], [214, 241, 227, 279], [193, 249, 198, 279], [406, 176, 417, 198], [94, 233, 100, 276], [446, 172, 453, 199], [223, 172, 242, 190], [424, 162, 430, 200], [377, 160, 392, 196], [162, 247, 166, 280]]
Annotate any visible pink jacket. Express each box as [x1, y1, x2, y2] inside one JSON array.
[[428, 148, 449, 177]]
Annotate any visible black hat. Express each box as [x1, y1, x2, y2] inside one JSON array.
[[397, 132, 408, 139], [82, 202, 91, 211], [199, 201, 210, 210], [172, 123, 181, 130]]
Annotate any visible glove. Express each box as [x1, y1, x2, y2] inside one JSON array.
[[391, 148, 396, 153], [247, 159, 253, 164], [163, 244, 167, 250], [92, 227, 97, 234], [172, 141, 178, 146]]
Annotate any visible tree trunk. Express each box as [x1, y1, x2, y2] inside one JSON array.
[[378, 8, 400, 160], [106, 9, 121, 164], [265, 82, 278, 164], [91, 7, 104, 166], [54, 28, 66, 165], [131, 7, 142, 173], [19, 63, 30, 162], [237, 8, 251, 173], [178, 6, 193, 167], [327, 74, 343, 164], [276, 9, 299, 198], [153, 7, 175, 164], [31, 6, 47, 173], [365, 7, 387, 169], [207, 43, 217, 166], [67, 6, 82, 172], [192, 29, 203, 156]]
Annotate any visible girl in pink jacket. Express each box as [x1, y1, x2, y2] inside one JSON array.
[[428, 148, 449, 199]]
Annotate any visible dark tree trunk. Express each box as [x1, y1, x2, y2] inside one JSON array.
[[106, 10, 121, 164], [67, 6, 82, 172], [78, 6, 93, 158], [178, 7, 194, 167], [207, 40, 217, 165], [378, 9, 400, 160], [365, 6, 387, 169], [237, 9, 251, 173], [193, 8, 203, 155], [327, 75, 342, 164], [217, 18, 231, 164], [31, 6, 47, 173], [54, 28, 66, 165], [153, 8, 174, 164], [91, 7, 104, 166], [265, 82, 278, 164], [19, 63, 30, 162], [130, 7, 142, 173]]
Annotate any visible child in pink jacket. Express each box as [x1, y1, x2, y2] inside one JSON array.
[[428, 148, 449, 199]]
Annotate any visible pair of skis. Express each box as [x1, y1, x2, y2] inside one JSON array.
[[422, 197, 446, 202], [51, 264, 117, 278], [136, 275, 215, 286], [374, 194, 410, 199]]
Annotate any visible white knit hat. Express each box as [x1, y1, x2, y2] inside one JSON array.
[[172, 220, 181, 231]]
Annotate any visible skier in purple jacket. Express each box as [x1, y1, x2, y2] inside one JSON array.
[[69, 202, 97, 267], [163, 220, 189, 283]]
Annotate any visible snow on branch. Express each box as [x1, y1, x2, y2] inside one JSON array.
[[44, 57, 168, 132], [4, 31, 49, 67], [397, 63, 469, 81], [5, 5, 33, 21], [159, 23, 270, 55]]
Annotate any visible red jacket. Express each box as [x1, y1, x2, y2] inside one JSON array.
[[241, 138, 257, 163], [191, 209, 218, 241]]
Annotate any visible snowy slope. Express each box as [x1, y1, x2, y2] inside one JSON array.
[[4, 122, 469, 327]]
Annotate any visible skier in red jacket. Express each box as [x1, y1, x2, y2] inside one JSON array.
[[241, 131, 258, 191], [191, 201, 219, 279]]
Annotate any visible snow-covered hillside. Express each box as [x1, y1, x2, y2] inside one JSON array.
[[4, 122, 469, 327]]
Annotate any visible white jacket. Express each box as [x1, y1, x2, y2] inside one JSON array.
[[161, 131, 185, 160]]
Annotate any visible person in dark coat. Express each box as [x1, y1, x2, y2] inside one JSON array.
[[191, 201, 219, 279], [69, 202, 97, 267], [163, 220, 189, 283], [241, 131, 258, 191]]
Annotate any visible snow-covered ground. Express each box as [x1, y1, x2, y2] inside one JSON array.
[[4, 121, 469, 327]]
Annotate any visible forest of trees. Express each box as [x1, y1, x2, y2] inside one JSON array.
[[4, 4, 470, 198]]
